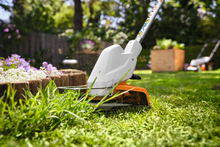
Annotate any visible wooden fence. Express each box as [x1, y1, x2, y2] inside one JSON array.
[[0, 32, 69, 67]]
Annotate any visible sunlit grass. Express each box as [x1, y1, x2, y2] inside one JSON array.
[[0, 70, 220, 147]]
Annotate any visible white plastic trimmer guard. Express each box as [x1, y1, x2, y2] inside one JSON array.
[[87, 40, 142, 96]]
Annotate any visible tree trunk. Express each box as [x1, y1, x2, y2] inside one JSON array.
[[74, 0, 83, 31]]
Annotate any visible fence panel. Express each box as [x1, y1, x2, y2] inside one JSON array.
[[1, 32, 68, 67], [30, 32, 35, 57]]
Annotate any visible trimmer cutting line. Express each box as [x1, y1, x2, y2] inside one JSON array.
[[58, 0, 165, 110]]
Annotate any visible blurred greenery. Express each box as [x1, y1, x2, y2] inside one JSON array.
[[0, 0, 220, 68], [0, 0, 219, 42]]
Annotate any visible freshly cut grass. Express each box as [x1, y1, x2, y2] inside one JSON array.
[[0, 70, 220, 147]]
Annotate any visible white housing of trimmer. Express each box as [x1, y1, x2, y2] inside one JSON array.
[[87, 40, 142, 96]]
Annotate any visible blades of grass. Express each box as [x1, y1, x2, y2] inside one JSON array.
[[11, 87, 17, 108], [30, 91, 40, 108], [95, 68, 131, 109], [84, 76, 98, 100], [47, 115, 59, 119], [1, 83, 12, 115], [63, 110, 85, 121]]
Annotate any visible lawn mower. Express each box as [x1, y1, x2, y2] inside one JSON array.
[[58, 0, 165, 110], [187, 39, 220, 71]]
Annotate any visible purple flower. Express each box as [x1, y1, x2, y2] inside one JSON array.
[[19, 58, 31, 71], [52, 67, 57, 71], [31, 59, 36, 63], [8, 24, 11, 27], [16, 29, 19, 33], [47, 64, 53, 70], [13, 61, 19, 64], [25, 66, 31, 71], [4, 28, 9, 32], [42, 62, 48, 68], [32, 67, 38, 71], [8, 35, 11, 39], [13, 24, 16, 27], [146, 63, 151, 69], [17, 35, 21, 39], [7, 62, 11, 67], [12, 54, 21, 59]]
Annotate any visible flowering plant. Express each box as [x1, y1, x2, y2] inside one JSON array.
[[105, 29, 128, 45], [0, 54, 62, 83], [41, 61, 62, 75], [0, 68, 47, 83], [0, 54, 32, 71], [3, 24, 21, 40], [0, 23, 22, 53], [153, 38, 185, 50], [80, 39, 96, 51]]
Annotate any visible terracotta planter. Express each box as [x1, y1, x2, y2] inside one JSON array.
[[151, 49, 185, 72]]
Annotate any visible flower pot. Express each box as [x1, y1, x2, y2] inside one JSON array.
[[151, 49, 185, 72]]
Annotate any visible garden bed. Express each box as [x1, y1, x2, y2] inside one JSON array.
[[0, 54, 87, 102], [0, 69, 87, 102]]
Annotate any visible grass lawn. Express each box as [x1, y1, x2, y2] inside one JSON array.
[[1, 70, 220, 147]]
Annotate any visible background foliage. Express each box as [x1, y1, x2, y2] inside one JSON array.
[[0, 0, 220, 68]]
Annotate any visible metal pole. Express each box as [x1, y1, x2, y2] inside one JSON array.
[[135, 0, 165, 43], [209, 40, 220, 60], [197, 43, 207, 59]]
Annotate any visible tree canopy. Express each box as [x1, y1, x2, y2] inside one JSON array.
[[0, 0, 219, 46]]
